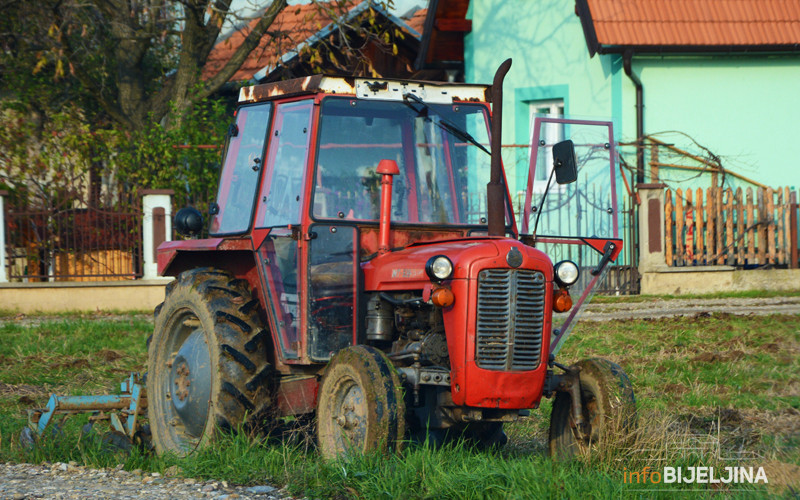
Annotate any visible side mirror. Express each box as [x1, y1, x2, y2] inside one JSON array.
[[553, 140, 578, 185], [175, 207, 204, 238]]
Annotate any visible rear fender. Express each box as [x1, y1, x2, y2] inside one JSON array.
[[157, 241, 262, 323], [157, 238, 254, 277]]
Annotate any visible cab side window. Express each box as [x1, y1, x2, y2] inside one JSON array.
[[260, 101, 314, 228], [210, 104, 271, 235]]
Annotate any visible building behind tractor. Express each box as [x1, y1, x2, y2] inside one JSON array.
[[149, 59, 636, 458]]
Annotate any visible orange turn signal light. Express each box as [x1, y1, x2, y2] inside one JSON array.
[[553, 288, 573, 313], [431, 287, 455, 308]]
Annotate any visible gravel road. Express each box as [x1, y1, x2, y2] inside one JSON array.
[[0, 462, 290, 500]]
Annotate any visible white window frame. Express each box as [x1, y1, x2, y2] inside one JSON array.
[[528, 99, 565, 192]]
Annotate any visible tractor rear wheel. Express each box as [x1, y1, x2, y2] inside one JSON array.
[[147, 268, 273, 456], [549, 358, 636, 460], [317, 346, 405, 459]]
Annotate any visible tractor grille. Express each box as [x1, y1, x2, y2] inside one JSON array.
[[475, 269, 546, 371]]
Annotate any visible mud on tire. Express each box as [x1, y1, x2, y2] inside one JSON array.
[[147, 267, 273, 455], [317, 345, 406, 459], [549, 358, 636, 460]]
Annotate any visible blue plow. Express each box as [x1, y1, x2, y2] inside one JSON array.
[[22, 373, 148, 449]]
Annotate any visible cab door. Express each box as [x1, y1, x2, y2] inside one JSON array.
[[255, 100, 313, 361], [254, 99, 359, 364], [306, 224, 359, 361]]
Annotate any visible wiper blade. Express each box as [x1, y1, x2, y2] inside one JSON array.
[[436, 119, 491, 156], [403, 93, 491, 156], [403, 92, 428, 116]]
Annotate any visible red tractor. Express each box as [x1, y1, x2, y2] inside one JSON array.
[[149, 59, 635, 459]]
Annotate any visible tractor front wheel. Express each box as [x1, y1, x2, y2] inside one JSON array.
[[549, 358, 636, 460], [317, 346, 405, 459], [147, 268, 273, 456]]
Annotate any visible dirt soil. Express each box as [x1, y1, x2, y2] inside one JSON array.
[[3, 295, 799, 328], [581, 296, 800, 321]]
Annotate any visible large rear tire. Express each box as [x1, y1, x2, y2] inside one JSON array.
[[549, 358, 636, 460], [317, 346, 405, 459], [147, 268, 273, 455]]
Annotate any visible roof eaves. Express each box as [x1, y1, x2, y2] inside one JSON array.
[[371, 2, 421, 39], [595, 43, 800, 56], [414, 0, 439, 70], [575, 0, 600, 58]]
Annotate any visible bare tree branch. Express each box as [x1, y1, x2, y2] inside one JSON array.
[[199, 0, 288, 99]]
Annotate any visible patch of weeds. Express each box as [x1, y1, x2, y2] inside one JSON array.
[[0, 319, 149, 390]]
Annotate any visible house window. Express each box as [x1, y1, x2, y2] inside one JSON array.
[[529, 99, 565, 185]]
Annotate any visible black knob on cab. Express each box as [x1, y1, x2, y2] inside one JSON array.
[[175, 207, 204, 237]]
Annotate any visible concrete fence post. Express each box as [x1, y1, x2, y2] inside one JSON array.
[[142, 190, 174, 280], [0, 190, 7, 283], [637, 183, 668, 272]]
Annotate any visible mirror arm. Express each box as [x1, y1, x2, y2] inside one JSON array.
[[530, 167, 556, 239], [591, 242, 616, 276]]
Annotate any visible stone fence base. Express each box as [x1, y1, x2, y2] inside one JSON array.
[[641, 267, 800, 295], [0, 279, 172, 313]]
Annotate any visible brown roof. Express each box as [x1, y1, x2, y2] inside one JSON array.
[[203, 2, 424, 83], [577, 0, 800, 55], [406, 8, 427, 35]]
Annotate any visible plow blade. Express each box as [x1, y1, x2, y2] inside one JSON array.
[[23, 373, 148, 448]]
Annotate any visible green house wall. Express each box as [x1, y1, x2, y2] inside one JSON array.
[[464, 0, 800, 196]]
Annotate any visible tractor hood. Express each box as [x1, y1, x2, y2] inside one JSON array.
[[361, 237, 554, 291]]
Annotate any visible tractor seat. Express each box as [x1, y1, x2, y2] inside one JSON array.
[[310, 261, 353, 288]]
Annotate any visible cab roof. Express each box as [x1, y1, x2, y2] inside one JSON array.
[[238, 74, 492, 105]]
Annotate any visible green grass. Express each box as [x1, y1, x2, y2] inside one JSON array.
[[0, 317, 150, 388], [0, 313, 797, 498], [562, 314, 800, 413]]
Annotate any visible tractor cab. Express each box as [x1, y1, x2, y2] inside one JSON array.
[[153, 65, 634, 459], [169, 76, 521, 366]]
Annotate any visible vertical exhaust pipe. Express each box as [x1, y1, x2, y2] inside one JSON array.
[[487, 58, 512, 237], [377, 159, 400, 255]]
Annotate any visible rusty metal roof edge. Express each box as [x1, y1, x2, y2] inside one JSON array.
[[238, 74, 491, 103]]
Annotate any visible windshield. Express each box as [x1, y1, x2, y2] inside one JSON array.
[[312, 97, 510, 226]]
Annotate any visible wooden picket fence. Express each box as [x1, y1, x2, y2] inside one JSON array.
[[665, 186, 798, 267]]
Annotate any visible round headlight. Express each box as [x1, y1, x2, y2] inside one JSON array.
[[426, 255, 453, 281], [554, 260, 579, 287]]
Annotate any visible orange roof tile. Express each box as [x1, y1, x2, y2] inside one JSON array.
[[406, 8, 427, 36], [577, 0, 800, 55], [203, 2, 425, 83]]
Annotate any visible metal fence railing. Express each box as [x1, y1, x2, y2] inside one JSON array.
[[4, 199, 142, 282]]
